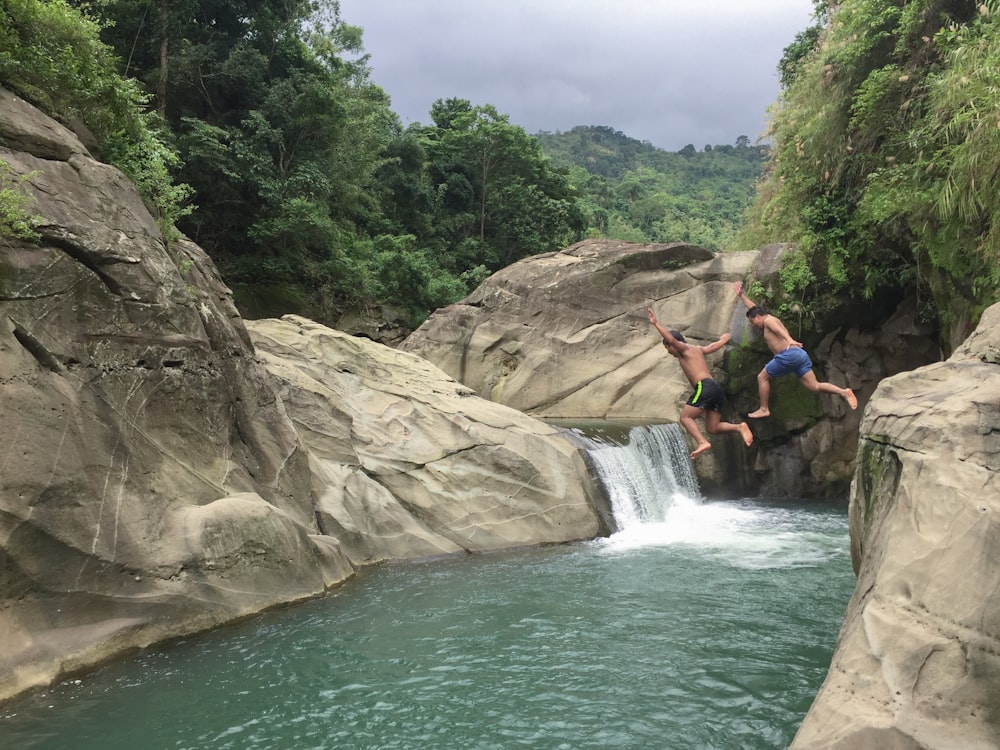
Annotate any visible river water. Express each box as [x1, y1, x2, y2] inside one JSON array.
[[1, 425, 855, 750]]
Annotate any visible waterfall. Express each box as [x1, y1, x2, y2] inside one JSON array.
[[572, 423, 701, 531]]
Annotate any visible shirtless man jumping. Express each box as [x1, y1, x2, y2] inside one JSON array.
[[647, 307, 754, 459], [733, 281, 858, 418]]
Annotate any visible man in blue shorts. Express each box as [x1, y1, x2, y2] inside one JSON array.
[[733, 282, 858, 418], [648, 308, 754, 459]]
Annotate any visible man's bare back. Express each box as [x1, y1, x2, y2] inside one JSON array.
[[758, 314, 803, 354], [732, 282, 858, 417], [646, 307, 754, 457]]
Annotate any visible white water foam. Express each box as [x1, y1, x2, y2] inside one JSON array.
[[595, 498, 846, 569], [582, 423, 700, 528], [580, 423, 847, 569]]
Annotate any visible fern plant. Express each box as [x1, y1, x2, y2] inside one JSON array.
[[0, 160, 40, 241]]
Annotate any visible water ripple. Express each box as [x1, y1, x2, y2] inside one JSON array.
[[0, 500, 854, 750]]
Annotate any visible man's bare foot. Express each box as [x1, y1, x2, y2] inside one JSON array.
[[691, 442, 712, 459], [844, 389, 858, 410], [747, 407, 770, 418], [738, 422, 754, 447]]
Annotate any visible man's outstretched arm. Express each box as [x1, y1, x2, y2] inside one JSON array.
[[733, 281, 755, 309], [647, 308, 685, 348], [700, 333, 732, 354]]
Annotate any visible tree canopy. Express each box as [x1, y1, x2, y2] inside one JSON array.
[[738, 0, 1000, 349], [4, 1, 757, 331], [0, 0, 191, 236], [15, 0, 585, 327], [536, 126, 769, 251]]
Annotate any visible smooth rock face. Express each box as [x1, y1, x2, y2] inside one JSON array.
[[0, 86, 349, 701], [247, 315, 603, 564], [791, 301, 1000, 750], [399, 240, 777, 496], [399, 240, 940, 497], [0, 87, 601, 703], [401, 239, 757, 421]]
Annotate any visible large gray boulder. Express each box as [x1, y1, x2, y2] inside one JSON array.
[[399, 240, 940, 497], [401, 239, 756, 421], [791, 301, 1000, 749], [400, 240, 770, 494], [0, 85, 351, 702], [247, 315, 603, 564], [0, 86, 601, 704], [0, 85, 353, 699]]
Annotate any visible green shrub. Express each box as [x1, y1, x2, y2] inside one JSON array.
[[0, 0, 191, 239], [0, 159, 40, 241]]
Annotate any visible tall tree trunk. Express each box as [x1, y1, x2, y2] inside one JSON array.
[[479, 153, 489, 242], [157, 0, 169, 117]]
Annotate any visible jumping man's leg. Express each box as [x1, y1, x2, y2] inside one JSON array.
[[680, 404, 712, 459], [705, 411, 755, 447], [799, 371, 858, 410], [748, 367, 772, 418]]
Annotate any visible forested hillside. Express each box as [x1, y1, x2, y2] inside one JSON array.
[[6, 0, 997, 345], [0, 0, 767, 333], [739, 0, 1000, 350], [0, 0, 584, 328], [536, 126, 768, 250]]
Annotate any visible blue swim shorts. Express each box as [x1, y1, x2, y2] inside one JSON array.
[[765, 347, 813, 378]]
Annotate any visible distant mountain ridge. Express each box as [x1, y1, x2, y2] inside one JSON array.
[[535, 124, 769, 176], [533, 125, 770, 251]]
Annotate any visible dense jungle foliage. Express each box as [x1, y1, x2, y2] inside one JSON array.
[[536, 126, 769, 251], [0, 0, 577, 325], [3, 0, 998, 345], [738, 0, 1000, 349], [0, 0, 764, 330]]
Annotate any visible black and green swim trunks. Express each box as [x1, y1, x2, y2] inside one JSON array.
[[686, 378, 724, 412]]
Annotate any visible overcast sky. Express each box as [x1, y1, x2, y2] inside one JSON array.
[[337, 0, 817, 152]]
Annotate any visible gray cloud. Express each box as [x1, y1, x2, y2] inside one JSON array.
[[338, 0, 816, 151]]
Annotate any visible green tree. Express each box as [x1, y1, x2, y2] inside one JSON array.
[[410, 98, 585, 272], [537, 126, 768, 250], [1, 0, 191, 238], [0, 159, 40, 241], [739, 0, 1000, 348], [84, 0, 398, 316], [9, 1, 588, 329]]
